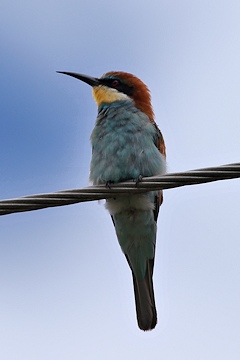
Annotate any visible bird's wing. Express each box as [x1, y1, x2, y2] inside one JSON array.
[[153, 123, 166, 221]]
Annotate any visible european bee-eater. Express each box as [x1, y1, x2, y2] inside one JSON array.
[[58, 70, 166, 330]]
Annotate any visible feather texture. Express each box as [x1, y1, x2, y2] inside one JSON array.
[[90, 97, 166, 330]]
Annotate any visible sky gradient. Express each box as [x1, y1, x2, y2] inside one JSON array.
[[1, 1, 240, 359]]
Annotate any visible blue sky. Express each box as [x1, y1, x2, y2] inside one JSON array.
[[1, 1, 240, 359]]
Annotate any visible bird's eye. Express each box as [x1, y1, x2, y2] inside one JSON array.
[[111, 79, 119, 87]]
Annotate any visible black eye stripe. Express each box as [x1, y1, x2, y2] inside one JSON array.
[[100, 78, 134, 96]]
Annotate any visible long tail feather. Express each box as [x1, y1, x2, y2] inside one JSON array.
[[127, 257, 157, 330]]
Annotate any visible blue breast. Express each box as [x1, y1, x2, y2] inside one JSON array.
[[89, 100, 165, 184]]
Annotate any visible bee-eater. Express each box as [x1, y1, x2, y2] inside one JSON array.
[[57, 70, 166, 330]]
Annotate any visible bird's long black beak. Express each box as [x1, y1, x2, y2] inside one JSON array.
[[56, 71, 100, 87]]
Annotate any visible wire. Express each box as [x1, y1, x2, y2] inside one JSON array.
[[0, 162, 239, 216]]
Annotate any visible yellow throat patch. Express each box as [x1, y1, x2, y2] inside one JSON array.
[[92, 86, 130, 106]]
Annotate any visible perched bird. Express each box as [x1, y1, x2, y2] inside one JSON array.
[[57, 70, 166, 330]]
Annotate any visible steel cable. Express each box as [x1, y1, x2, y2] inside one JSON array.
[[0, 162, 239, 216]]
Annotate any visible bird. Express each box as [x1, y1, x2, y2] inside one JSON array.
[[57, 70, 166, 330]]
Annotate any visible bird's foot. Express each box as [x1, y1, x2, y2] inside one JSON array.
[[134, 174, 143, 186], [106, 180, 114, 189]]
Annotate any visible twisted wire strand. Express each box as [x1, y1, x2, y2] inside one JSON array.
[[0, 162, 239, 216]]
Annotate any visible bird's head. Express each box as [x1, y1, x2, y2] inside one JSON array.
[[57, 71, 154, 121]]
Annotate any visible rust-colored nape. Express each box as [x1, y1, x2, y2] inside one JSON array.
[[104, 71, 155, 122]]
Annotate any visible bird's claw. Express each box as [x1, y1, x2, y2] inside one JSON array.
[[106, 180, 114, 189], [134, 175, 143, 186]]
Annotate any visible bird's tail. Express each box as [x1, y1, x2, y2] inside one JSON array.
[[127, 257, 157, 331]]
